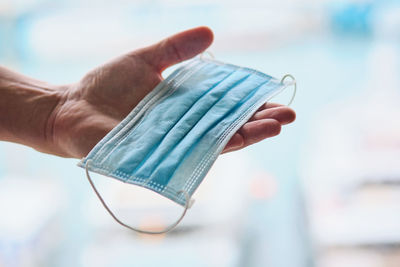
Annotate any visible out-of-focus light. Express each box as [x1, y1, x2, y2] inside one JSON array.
[[249, 172, 278, 200]]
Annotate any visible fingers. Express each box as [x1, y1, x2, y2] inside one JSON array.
[[256, 102, 283, 111], [223, 119, 281, 153], [240, 118, 282, 145], [250, 106, 296, 125], [223, 103, 296, 153], [136, 26, 214, 72], [224, 133, 244, 152]]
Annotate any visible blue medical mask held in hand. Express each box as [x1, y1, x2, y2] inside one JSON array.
[[79, 56, 296, 234]]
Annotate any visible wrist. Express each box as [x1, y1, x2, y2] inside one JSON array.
[[0, 68, 66, 154]]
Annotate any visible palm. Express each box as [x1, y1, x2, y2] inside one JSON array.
[[79, 55, 162, 118], [52, 55, 161, 158], [51, 27, 295, 158]]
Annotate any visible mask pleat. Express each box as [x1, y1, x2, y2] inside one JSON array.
[[134, 70, 250, 181], [147, 73, 271, 186], [110, 62, 226, 176]]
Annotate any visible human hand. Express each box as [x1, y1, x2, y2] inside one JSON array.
[[47, 27, 295, 158]]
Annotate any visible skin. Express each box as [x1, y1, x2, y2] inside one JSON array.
[[0, 27, 295, 159]]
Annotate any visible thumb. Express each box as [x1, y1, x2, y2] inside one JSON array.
[[135, 26, 214, 72]]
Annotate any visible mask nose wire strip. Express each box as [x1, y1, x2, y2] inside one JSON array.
[[280, 74, 297, 106], [85, 159, 190, 235]]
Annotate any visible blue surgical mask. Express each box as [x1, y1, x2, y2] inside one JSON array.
[[79, 56, 296, 234]]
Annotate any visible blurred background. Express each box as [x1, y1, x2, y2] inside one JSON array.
[[1, 0, 400, 266]]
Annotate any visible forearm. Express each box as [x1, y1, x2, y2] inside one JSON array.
[[0, 66, 62, 153]]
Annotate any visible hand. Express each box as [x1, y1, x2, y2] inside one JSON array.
[[47, 27, 295, 158], [223, 102, 295, 153]]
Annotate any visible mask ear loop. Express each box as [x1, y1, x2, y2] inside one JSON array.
[[200, 50, 215, 60], [280, 74, 297, 106], [85, 159, 190, 235]]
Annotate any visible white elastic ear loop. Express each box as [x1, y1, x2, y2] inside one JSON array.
[[200, 50, 215, 60], [280, 74, 297, 106], [85, 160, 190, 235]]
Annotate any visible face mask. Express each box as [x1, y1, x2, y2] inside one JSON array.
[[79, 56, 296, 234]]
